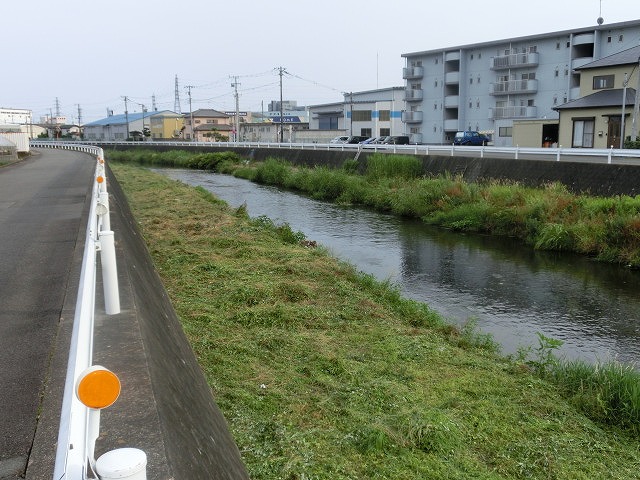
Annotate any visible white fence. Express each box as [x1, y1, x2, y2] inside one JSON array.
[[32, 142, 145, 480], [32, 139, 640, 165]]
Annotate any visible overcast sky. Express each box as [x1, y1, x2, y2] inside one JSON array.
[[2, 0, 639, 123]]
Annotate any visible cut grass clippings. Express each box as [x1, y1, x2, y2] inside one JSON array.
[[111, 162, 640, 480]]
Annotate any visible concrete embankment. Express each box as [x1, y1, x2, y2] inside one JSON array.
[[95, 164, 249, 479], [28, 157, 249, 479], [101, 144, 640, 197]]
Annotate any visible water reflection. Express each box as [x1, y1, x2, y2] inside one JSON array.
[[155, 168, 640, 365]]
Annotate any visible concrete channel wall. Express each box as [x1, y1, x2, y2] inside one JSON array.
[[101, 144, 640, 197], [96, 166, 249, 479]]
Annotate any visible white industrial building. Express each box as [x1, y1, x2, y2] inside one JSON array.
[[308, 87, 406, 141], [401, 18, 640, 146]]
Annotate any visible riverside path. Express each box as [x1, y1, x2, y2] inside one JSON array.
[[1, 148, 250, 480], [0, 149, 95, 479]]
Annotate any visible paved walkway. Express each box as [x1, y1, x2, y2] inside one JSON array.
[[0, 149, 94, 479]]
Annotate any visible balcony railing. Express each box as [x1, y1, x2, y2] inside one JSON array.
[[404, 88, 423, 101], [490, 51, 539, 70], [403, 66, 424, 79], [490, 79, 538, 95], [489, 105, 537, 119], [444, 95, 459, 108], [445, 71, 460, 85], [401, 111, 423, 123]]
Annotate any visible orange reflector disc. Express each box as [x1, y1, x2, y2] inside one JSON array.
[[96, 176, 104, 184], [76, 366, 121, 409]]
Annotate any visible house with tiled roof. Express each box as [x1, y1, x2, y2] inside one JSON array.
[[184, 109, 234, 141], [554, 45, 640, 148]]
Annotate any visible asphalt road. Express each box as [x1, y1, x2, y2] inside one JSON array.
[[0, 149, 94, 479]]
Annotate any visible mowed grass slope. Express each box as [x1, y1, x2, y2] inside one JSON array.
[[111, 163, 640, 480]]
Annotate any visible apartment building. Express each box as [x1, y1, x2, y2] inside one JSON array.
[[401, 19, 640, 146]]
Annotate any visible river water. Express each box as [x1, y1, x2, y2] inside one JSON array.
[[156, 168, 640, 366]]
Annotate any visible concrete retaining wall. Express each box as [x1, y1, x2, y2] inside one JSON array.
[[102, 144, 640, 197], [102, 166, 249, 479]]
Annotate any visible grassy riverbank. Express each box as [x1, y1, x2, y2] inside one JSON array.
[[106, 149, 640, 267], [110, 162, 640, 479]]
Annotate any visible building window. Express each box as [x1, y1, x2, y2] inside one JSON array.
[[435, 80, 438, 87], [352, 110, 372, 122], [555, 69, 559, 77], [572, 118, 595, 148], [499, 127, 513, 137], [378, 110, 390, 121], [553, 96, 558, 105], [469, 101, 473, 108], [434, 103, 438, 110], [435, 58, 439, 64], [619, 35, 624, 42], [470, 54, 474, 60], [380, 128, 390, 136], [476, 100, 480, 108], [360, 128, 372, 137], [607, 36, 612, 43], [556, 42, 561, 50], [478, 53, 482, 59], [477, 76, 481, 84], [470, 77, 473, 84], [593, 74, 614, 89], [522, 72, 536, 80], [528, 45, 537, 53]]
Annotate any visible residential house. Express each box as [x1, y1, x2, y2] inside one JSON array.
[[554, 45, 640, 148], [184, 109, 234, 141]]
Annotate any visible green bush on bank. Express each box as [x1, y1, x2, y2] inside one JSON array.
[[108, 150, 640, 267]]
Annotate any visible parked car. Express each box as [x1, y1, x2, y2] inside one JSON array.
[[330, 136, 349, 144], [360, 136, 383, 144], [346, 135, 370, 144], [453, 131, 490, 146], [382, 135, 410, 145]]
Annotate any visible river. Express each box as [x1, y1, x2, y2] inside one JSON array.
[[155, 168, 640, 366]]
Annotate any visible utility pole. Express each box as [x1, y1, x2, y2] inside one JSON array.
[[349, 92, 354, 135], [174, 75, 182, 113], [278, 66, 286, 142], [231, 76, 240, 142], [76, 104, 82, 139], [123, 96, 130, 140], [631, 56, 640, 141], [185, 85, 194, 141], [621, 73, 628, 149]]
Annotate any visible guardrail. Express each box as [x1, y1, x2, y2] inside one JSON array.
[[31, 139, 640, 165], [31, 142, 146, 480]]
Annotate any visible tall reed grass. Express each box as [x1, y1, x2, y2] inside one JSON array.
[[550, 360, 640, 436]]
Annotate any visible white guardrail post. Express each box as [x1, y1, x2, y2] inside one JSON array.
[[29, 142, 145, 480]]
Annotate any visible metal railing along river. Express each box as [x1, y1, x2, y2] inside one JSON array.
[[31, 142, 146, 480], [32, 139, 640, 165]]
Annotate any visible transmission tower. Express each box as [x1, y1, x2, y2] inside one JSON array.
[[174, 75, 182, 113]]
